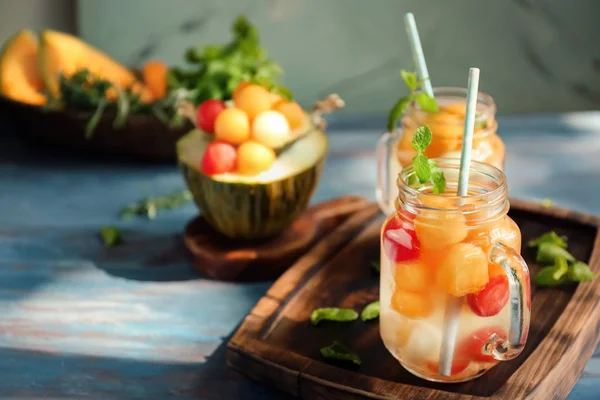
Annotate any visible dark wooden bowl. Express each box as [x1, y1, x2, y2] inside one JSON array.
[[0, 95, 193, 162]]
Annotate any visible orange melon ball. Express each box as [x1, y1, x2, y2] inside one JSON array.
[[214, 107, 250, 145], [251, 110, 291, 148], [236, 141, 276, 175], [232, 81, 251, 104], [273, 100, 305, 130], [234, 84, 273, 120]]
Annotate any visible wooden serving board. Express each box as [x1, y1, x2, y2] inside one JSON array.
[[184, 196, 370, 281], [226, 199, 600, 400]]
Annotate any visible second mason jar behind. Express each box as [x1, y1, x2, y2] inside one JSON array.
[[377, 87, 504, 215]]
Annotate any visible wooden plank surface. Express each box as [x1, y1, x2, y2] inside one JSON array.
[[1, 111, 600, 399], [228, 200, 600, 400]]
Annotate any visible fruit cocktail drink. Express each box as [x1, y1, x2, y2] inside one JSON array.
[[379, 159, 530, 383]]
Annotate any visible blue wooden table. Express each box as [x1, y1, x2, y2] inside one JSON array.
[[0, 112, 599, 399]]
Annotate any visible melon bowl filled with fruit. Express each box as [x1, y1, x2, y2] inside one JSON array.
[[0, 28, 195, 161], [178, 82, 344, 239]]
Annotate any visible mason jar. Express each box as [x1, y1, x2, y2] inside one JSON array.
[[379, 159, 530, 383], [376, 87, 504, 215]]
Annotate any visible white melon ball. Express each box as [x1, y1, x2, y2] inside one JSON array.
[[251, 110, 291, 148]]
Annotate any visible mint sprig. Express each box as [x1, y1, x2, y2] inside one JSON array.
[[387, 70, 439, 132], [410, 126, 446, 194], [530, 231, 597, 287]]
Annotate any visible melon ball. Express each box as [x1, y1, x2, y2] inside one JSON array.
[[214, 107, 250, 145], [273, 100, 305, 130], [234, 84, 273, 120], [251, 110, 291, 148], [236, 141, 276, 175]]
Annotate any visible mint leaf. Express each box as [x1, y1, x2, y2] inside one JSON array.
[[568, 261, 596, 282], [412, 154, 431, 183], [100, 226, 121, 247], [528, 231, 567, 249], [536, 242, 575, 265], [361, 301, 380, 321], [400, 70, 418, 91], [320, 341, 361, 366], [370, 260, 381, 273], [412, 126, 433, 152], [414, 92, 439, 113], [387, 96, 410, 132], [535, 256, 569, 287], [310, 308, 358, 325], [430, 167, 446, 194]]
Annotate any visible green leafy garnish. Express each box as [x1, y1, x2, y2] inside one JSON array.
[[168, 16, 291, 105], [44, 69, 185, 138], [120, 190, 192, 220], [387, 70, 438, 132], [360, 301, 380, 322], [370, 260, 381, 273], [530, 231, 597, 287], [535, 256, 569, 287], [320, 341, 361, 366], [410, 126, 446, 194], [528, 231, 567, 249], [567, 261, 597, 282], [310, 308, 358, 325], [100, 226, 121, 247], [535, 242, 575, 265]]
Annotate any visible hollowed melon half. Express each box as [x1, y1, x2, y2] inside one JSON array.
[[177, 128, 328, 239], [38, 30, 152, 101], [0, 29, 46, 105]]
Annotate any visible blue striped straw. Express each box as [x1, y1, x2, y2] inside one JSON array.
[[404, 12, 434, 98], [438, 67, 480, 376]]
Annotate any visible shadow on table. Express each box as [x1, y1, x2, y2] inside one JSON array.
[[0, 335, 291, 400]]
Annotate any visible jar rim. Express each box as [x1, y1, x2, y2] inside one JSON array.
[[405, 86, 498, 136], [397, 158, 507, 214]]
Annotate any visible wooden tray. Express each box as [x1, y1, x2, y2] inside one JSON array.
[[226, 199, 600, 399]]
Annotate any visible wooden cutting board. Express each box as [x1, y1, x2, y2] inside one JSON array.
[[226, 198, 600, 399]]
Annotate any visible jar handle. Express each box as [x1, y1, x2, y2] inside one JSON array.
[[485, 242, 531, 361], [376, 130, 402, 215]]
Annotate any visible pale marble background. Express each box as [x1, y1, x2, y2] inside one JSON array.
[[0, 0, 599, 115], [76, 0, 600, 115]]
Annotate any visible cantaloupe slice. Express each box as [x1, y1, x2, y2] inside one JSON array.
[[0, 29, 47, 105], [38, 30, 153, 102]]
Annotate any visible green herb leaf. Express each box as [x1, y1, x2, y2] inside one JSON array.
[[400, 70, 419, 91], [535, 256, 569, 286], [528, 231, 567, 249], [320, 341, 361, 365], [120, 190, 192, 220], [535, 242, 575, 265], [85, 98, 107, 139], [568, 261, 596, 282], [310, 308, 358, 325], [412, 154, 431, 183], [414, 92, 439, 113], [429, 166, 447, 194], [361, 301, 380, 322], [387, 96, 410, 132], [412, 126, 433, 152], [100, 226, 121, 247], [370, 260, 381, 273]]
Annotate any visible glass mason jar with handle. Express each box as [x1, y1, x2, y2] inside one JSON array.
[[377, 87, 504, 215], [379, 159, 530, 383]]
